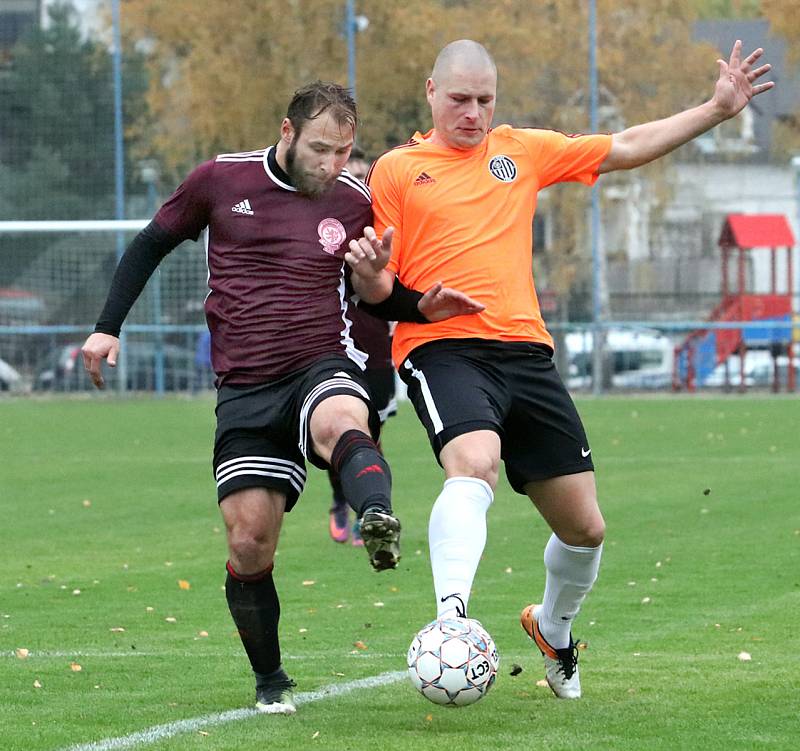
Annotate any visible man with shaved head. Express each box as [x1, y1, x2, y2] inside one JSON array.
[[347, 39, 773, 698]]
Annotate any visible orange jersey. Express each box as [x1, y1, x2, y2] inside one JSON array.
[[368, 126, 612, 366]]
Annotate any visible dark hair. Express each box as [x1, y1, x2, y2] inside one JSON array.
[[286, 81, 358, 136], [348, 145, 366, 161]]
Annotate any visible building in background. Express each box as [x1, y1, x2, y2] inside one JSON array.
[[0, 0, 41, 68]]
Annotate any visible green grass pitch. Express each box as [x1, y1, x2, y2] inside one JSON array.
[[1, 396, 799, 750]]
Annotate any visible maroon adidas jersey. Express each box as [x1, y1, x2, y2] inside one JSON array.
[[350, 307, 392, 370], [154, 146, 373, 384]]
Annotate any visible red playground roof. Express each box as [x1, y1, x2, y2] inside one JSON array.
[[719, 214, 795, 248]]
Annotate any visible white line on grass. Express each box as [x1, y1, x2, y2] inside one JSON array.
[[2, 650, 401, 660], [58, 670, 406, 751]]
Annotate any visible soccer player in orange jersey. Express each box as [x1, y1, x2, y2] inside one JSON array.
[[346, 39, 773, 699]]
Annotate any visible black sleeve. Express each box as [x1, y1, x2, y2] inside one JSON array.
[[94, 221, 182, 336], [354, 276, 429, 323]]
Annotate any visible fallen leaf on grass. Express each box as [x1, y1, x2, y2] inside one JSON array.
[[33, 680, 42, 688], [425, 714, 433, 722], [16, 648, 29, 659], [197, 631, 209, 638], [535, 679, 549, 688], [178, 580, 191, 590], [353, 641, 368, 650], [82, 499, 92, 507], [69, 662, 82, 672]]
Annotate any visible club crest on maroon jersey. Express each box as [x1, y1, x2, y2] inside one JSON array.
[[318, 218, 347, 255]]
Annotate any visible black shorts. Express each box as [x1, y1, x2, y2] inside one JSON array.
[[398, 339, 594, 493], [363, 367, 397, 423], [213, 357, 380, 510]]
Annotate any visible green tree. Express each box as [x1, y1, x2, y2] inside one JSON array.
[[121, 0, 715, 322], [0, 1, 147, 220], [692, 0, 761, 18]]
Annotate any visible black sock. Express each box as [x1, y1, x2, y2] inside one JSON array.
[[330, 430, 392, 516], [225, 561, 281, 676], [327, 468, 346, 510]]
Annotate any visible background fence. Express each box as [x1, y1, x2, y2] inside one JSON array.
[[1, 1, 798, 396]]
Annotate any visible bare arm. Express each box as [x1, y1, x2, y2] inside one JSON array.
[[600, 40, 773, 173]]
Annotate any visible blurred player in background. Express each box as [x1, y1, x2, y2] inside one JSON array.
[[347, 39, 773, 699], [328, 147, 397, 546], [80, 82, 483, 715]]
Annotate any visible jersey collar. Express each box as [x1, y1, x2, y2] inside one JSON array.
[[263, 144, 296, 191]]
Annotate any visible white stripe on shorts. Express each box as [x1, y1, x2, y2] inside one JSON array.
[[298, 375, 370, 457], [215, 456, 306, 496], [403, 359, 444, 434]]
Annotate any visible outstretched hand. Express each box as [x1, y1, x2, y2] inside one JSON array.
[[345, 226, 394, 280], [418, 282, 485, 322], [81, 332, 120, 389], [713, 40, 773, 118]]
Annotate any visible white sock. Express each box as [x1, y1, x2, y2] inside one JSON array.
[[428, 477, 493, 619], [538, 533, 603, 649]]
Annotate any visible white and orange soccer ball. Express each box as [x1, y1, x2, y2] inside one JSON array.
[[406, 617, 499, 707]]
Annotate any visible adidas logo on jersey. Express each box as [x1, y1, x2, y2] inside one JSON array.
[[413, 171, 436, 185], [231, 199, 254, 215]]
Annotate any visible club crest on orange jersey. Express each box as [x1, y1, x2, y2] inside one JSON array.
[[318, 218, 347, 254], [488, 155, 517, 182]]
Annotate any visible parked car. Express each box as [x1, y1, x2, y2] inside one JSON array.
[[749, 356, 800, 389], [0, 357, 23, 391], [566, 328, 675, 390], [34, 340, 196, 392], [0, 288, 46, 325]]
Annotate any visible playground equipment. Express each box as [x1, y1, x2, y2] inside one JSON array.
[[674, 213, 796, 391]]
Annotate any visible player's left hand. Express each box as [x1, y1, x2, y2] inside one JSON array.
[[712, 40, 773, 118], [418, 282, 485, 322], [345, 226, 394, 279]]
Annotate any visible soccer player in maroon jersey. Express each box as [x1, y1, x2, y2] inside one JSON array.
[[80, 82, 483, 714], [327, 147, 397, 546]]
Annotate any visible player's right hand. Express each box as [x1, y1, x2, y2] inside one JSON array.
[[345, 226, 394, 279], [81, 332, 120, 389]]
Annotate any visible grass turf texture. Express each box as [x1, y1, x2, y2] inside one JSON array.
[[1, 396, 798, 750]]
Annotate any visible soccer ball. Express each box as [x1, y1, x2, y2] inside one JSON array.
[[407, 617, 499, 707]]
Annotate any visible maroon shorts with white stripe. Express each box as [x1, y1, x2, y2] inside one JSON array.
[[212, 356, 379, 509]]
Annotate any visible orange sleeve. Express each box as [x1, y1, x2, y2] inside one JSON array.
[[516, 129, 612, 189], [366, 155, 403, 275]]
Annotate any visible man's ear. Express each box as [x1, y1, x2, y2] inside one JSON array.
[[280, 118, 295, 145], [425, 78, 435, 105]]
